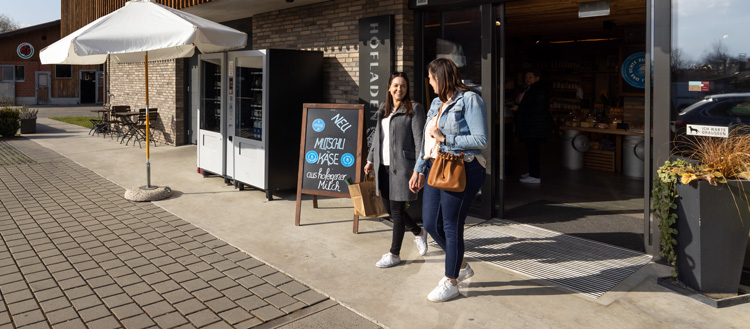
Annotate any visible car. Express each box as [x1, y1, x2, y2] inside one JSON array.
[[671, 93, 750, 157], [673, 92, 750, 134]]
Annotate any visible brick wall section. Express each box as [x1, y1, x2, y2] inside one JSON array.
[[252, 0, 415, 104], [109, 59, 185, 145]]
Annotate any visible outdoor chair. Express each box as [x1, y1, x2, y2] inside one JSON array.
[[104, 105, 131, 140], [89, 103, 111, 136]]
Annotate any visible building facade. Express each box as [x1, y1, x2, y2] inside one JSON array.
[[0, 20, 102, 105], [60, 0, 750, 258]]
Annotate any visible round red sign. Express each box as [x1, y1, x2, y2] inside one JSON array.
[[17, 43, 34, 59]]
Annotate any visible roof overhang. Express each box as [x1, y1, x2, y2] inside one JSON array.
[[181, 0, 332, 23]]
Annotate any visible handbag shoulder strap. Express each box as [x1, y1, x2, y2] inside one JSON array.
[[430, 102, 447, 154]]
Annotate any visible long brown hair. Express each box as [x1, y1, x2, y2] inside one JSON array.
[[384, 72, 413, 117], [428, 58, 471, 103]]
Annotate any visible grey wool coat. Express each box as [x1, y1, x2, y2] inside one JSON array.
[[367, 101, 426, 201]]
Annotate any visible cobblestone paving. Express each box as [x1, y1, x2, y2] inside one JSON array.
[[0, 139, 328, 328], [0, 141, 34, 166]]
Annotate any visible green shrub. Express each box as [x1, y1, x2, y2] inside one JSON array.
[[0, 107, 21, 137]]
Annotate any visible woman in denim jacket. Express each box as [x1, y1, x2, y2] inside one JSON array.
[[409, 58, 488, 302]]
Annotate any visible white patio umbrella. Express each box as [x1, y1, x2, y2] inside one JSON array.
[[40, 0, 247, 195]]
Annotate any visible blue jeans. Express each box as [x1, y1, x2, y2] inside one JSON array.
[[423, 159, 485, 279]]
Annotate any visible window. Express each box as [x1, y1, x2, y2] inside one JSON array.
[[1, 65, 13, 82], [15, 66, 24, 82], [55, 65, 72, 78]]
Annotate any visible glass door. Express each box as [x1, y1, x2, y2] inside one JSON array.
[[198, 53, 226, 176], [229, 50, 267, 189], [421, 5, 495, 219]]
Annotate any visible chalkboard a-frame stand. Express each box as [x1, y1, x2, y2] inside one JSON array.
[[295, 103, 365, 233]]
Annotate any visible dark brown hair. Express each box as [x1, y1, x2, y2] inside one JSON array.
[[428, 58, 471, 103], [384, 72, 413, 117]]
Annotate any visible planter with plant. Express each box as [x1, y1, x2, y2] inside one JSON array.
[[19, 106, 38, 134], [0, 107, 21, 138], [653, 127, 750, 297]]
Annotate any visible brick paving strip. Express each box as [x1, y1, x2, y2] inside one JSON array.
[[0, 138, 328, 328]]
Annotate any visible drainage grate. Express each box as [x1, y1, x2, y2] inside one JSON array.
[[460, 219, 652, 299], [0, 140, 35, 166]]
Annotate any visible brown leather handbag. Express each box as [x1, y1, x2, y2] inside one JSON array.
[[427, 106, 466, 192]]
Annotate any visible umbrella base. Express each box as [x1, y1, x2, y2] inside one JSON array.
[[124, 186, 172, 202]]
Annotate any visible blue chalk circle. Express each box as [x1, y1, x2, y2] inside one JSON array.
[[341, 153, 355, 167], [305, 150, 319, 164], [312, 119, 325, 132]]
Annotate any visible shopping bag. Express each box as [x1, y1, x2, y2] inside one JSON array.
[[348, 177, 388, 218]]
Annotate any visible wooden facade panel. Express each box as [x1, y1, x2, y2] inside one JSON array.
[[50, 64, 99, 98], [0, 25, 60, 61], [61, 0, 215, 36]]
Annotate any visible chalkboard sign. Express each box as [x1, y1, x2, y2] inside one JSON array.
[[295, 103, 365, 232]]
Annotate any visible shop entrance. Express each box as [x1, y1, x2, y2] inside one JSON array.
[[500, 0, 647, 251], [415, 0, 648, 252]]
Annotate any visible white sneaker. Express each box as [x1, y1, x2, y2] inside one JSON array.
[[415, 229, 428, 256], [519, 176, 541, 184], [427, 277, 460, 302], [375, 253, 401, 268], [457, 263, 474, 282], [521, 173, 530, 179]]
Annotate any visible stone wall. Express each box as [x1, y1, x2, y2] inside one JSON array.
[[252, 0, 415, 104]]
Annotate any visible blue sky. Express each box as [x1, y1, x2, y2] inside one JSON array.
[[1, 0, 61, 28]]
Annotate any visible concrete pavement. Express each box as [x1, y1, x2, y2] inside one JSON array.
[[2, 109, 750, 328]]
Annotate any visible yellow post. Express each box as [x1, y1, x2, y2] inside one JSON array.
[[145, 53, 151, 188], [145, 54, 150, 160]]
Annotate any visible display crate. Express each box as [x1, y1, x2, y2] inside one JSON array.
[[584, 149, 615, 172]]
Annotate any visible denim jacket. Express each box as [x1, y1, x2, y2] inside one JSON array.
[[414, 90, 488, 174]]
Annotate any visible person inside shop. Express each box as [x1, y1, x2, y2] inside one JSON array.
[[409, 58, 488, 302], [364, 72, 428, 269], [510, 69, 552, 184]]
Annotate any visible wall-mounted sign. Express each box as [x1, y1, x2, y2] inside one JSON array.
[[579, 0, 610, 18], [621, 52, 646, 89], [17, 43, 34, 59], [687, 124, 728, 138], [358, 15, 392, 149]]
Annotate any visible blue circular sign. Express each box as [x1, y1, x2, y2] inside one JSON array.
[[305, 150, 318, 164], [312, 119, 325, 132], [340, 153, 355, 167], [621, 52, 646, 89]]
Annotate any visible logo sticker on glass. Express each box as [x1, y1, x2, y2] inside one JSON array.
[[621, 52, 646, 89], [340, 153, 355, 167], [312, 119, 325, 132], [305, 150, 319, 164]]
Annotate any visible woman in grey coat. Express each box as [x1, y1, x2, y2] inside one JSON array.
[[364, 72, 427, 268]]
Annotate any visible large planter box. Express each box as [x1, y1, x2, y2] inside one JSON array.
[[675, 180, 750, 296], [20, 118, 36, 134]]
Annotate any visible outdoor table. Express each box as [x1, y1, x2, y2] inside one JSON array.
[[112, 112, 140, 145]]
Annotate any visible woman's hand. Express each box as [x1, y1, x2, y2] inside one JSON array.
[[427, 125, 446, 143], [510, 105, 518, 111], [409, 171, 425, 193], [364, 162, 374, 175]]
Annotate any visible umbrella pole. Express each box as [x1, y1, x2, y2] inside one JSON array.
[[145, 54, 151, 188]]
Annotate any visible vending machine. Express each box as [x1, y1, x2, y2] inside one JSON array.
[[197, 49, 323, 200], [197, 52, 227, 179]]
